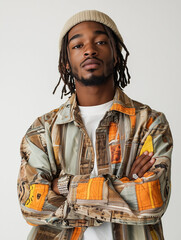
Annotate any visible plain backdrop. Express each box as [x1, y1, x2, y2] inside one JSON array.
[[0, 0, 181, 239]]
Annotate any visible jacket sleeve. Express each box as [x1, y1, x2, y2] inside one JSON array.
[[66, 112, 173, 225], [17, 116, 93, 229]]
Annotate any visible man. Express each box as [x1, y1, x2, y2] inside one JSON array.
[[17, 10, 172, 240]]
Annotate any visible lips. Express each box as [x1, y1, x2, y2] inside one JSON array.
[[81, 58, 101, 70]]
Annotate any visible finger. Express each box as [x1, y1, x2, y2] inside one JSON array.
[[131, 152, 153, 173], [133, 152, 153, 172], [137, 158, 156, 178], [130, 151, 149, 172], [132, 154, 153, 175]]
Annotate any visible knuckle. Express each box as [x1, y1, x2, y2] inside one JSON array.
[[146, 161, 153, 168], [144, 155, 151, 161]]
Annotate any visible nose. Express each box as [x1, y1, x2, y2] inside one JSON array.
[[84, 43, 98, 57]]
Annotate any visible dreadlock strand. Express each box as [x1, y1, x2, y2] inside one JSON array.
[[53, 77, 61, 95]]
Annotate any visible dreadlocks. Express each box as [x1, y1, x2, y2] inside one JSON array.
[[53, 24, 131, 98]]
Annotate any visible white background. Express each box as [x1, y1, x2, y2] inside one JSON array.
[[0, 0, 181, 239]]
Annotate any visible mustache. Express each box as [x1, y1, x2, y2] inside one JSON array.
[[80, 57, 103, 67]]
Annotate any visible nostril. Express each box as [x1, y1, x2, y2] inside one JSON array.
[[84, 51, 97, 56]]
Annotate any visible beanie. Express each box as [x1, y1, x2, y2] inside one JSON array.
[[59, 10, 123, 52]]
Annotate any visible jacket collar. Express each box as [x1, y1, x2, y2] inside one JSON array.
[[55, 87, 135, 125], [110, 87, 135, 115]]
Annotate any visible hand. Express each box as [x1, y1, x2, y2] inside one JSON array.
[[128, 151, 155, 180]]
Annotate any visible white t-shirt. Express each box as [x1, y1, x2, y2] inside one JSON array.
[[79, 100, 113, 240]]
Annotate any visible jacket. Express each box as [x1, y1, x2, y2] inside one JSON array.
[[17, 87, 173, 240]]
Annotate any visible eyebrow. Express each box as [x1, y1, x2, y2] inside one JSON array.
[[68, 30, 108, 44]]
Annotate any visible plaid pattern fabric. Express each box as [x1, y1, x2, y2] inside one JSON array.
[[17, 87, 172, 239]]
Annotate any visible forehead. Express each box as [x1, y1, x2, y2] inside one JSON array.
[[68, 21, 106, 40]]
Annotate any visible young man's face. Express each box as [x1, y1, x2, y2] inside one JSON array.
[[67, 21, 116, 86]]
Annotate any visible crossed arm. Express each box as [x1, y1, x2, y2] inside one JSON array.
[[17, 112, 172, 227], [52, 151, 156, 195]]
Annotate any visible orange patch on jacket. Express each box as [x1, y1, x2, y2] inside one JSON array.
[[110, 144, 122, 164], [26, 221, 38, 226], [136, 179, 163, 211], [143, 171, 155, 178], [110, 103, 135, 115], [25, 184, 49, 211], [120, 177, 142, 183], [109, 122, 122, 164], [76, 177, 104, 200], [71, 227, 82, 240], [109, 122, 120, 142], [146, 117, 154, 129], [129, 115, 136, 129], [120, 177, 130, 183], [120, 172, 155, 184]]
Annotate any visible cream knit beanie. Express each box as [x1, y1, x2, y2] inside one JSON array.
[[59, 10, 123, 52]]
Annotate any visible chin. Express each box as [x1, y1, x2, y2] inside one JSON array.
[[77, 75, 107, 86]]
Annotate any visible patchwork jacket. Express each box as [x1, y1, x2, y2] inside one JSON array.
[[17, 87, 173, 240]]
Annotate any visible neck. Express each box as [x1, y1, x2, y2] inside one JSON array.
[[75, 77, 115, 106]]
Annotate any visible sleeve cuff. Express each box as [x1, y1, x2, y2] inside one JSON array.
[[57, 175, 71, 196]]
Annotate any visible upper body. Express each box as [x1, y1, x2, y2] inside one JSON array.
[[17, 10, 173, 240]]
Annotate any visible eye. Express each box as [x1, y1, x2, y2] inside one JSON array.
[[72, 44, 83, 49], [97, 41, 107, 45]]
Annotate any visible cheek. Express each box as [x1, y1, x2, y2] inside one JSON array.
[[69, 59, 81, 77], [68, 52, 81, 72], [104, 52, 115, 70], [70, 63, 79, 75], [103, 48, 114, 62]]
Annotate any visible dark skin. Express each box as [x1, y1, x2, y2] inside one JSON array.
[[52, 22, 155, 194], [67, 21, 117, 106]]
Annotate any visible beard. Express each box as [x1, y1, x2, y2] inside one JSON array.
[[71, 68, 114, 87], [73, 74, 110, 86]]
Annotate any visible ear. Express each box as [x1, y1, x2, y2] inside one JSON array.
[[66, 62, 70, 70], [114, 56, 118, 67]]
